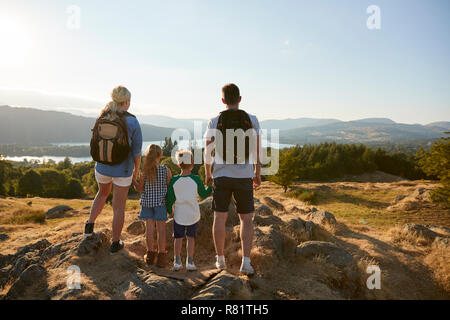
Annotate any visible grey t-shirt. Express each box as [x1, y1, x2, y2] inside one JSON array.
[[204, 111, 261, 179]]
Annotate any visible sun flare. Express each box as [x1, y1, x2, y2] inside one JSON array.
[[0, 15, 33, 67]]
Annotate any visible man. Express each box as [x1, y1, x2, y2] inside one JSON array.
[[204, 83, 261, 275]]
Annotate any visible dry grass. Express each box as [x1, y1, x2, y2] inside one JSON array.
[[424, 248, 450, 292], [0, 208, 46, 225]]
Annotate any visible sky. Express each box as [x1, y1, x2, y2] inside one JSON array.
[[0, 0, 449, 123]]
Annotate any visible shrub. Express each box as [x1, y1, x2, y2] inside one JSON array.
[[287, 189, 318, 205]]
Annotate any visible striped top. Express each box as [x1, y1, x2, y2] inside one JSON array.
[[140, 165, 168, 208]]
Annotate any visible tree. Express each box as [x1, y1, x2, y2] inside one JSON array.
[[269, 148, 298, 192], [65, 178, 84, 199], [18, 169, 43, 197], [417, 135, 450, 207], [38, 168, 67, 198], [162, 137, 178, 157]]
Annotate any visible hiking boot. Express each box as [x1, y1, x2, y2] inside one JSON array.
[[156, 252, 167, 268], [215, 255, 226, 270], [144, 251, 157, 265], [109, 240, 124, 255], [84, 221, 94, 236], [239, 261, 255, 276]]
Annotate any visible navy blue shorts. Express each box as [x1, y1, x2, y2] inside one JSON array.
[[173, 221, 198, 239], [212, 177, 254, 214]]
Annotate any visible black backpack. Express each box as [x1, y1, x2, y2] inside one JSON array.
[[216, 109, 253, 164], [90, 111, 135, 165]]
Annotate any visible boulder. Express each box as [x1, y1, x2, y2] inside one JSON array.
[[191, 271, 246, 300], [5, 264, 48, 300], [296, 241, 354, 268], [285, 218, 314, 242], [126, 220, 145, 235], [253, 226, 285, 257], [46, 205, 73, 219], [255, 203, 273, 216], [0, 233, 8, 241], [253, 214, 282, 227], [262, 197, 285, 212], [16, 239, 51, 256], [401, 224, 439, 242], [198, 197, 239, 227], [9, 252, 41, 280], [123, 273, 188, 300], [75, 231, 109, 256], [305, 210, 336, 227]]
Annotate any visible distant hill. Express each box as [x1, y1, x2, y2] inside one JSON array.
[[280, 120, 449, 144], [1, 105, 448, 145], [260, 118, 341, 130], [136, 114, 208, 133], [0, 105, 174, 144]]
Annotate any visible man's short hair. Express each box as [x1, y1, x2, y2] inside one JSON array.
[[176, 150, 194, 169], [222, 83, 240, 105]]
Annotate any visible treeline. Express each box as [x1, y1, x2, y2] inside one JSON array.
[[270, 142, 429, 191], [0, 144, 90, 157], [0, 157, 92, 198]]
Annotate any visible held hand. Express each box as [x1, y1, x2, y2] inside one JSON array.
[[206, 173, 213, 186], [253, 174, 261, 190]]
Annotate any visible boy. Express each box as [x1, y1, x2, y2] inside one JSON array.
[[167, 150, 212, 271]]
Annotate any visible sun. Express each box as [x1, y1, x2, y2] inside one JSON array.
[[0, 15, 33, 67]]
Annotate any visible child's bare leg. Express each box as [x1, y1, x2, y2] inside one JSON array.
[[174, 238, 183, 257], [156, 221, 166, 253], [145, 219, 155, 252]]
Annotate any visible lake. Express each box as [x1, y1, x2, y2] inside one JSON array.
[[5, 139, 294, 164]]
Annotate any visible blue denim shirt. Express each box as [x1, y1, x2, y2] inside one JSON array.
[[95, 112, 143, 177]]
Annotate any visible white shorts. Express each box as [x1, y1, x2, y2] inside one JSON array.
[[94, 170, 133, 187]]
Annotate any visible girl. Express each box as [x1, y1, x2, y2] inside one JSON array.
[[134, 144, 172, 267]]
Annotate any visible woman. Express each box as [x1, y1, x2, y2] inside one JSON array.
[[84, 85, 143, 254]]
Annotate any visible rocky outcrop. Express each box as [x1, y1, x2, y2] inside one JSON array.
[[191, 271, 247, 300], [5, 264, 48, 300], [126, 220, 145, 235], [401, 224, 440, 242], [46, 205, 73, 219], [123, 273, 189, 300], [262, 197, 285, 212], [296, 241, 354, 268], [305, 210, 337, 227], [284, 217, 314, 242]]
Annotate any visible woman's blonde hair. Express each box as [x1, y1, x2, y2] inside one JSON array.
[[100, 86, 131, 120], [143, 144, 163, 183]]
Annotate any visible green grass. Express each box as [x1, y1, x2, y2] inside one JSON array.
[[0, 208, 46, 225], [287, 189, 318, 205], [312, 188, 450, 228]]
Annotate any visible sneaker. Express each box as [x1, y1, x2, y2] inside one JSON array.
[[109, 240, 124, 255], [186, 261, 197, 271], [173, 261, 183, 271], [84, 222, 94, 236], [215, 255, 226, 270], [239, 261, 255, 275]]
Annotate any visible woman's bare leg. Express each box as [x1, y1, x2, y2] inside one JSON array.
[[111, 184, 130, 242], [88, 182, 112, 223]]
